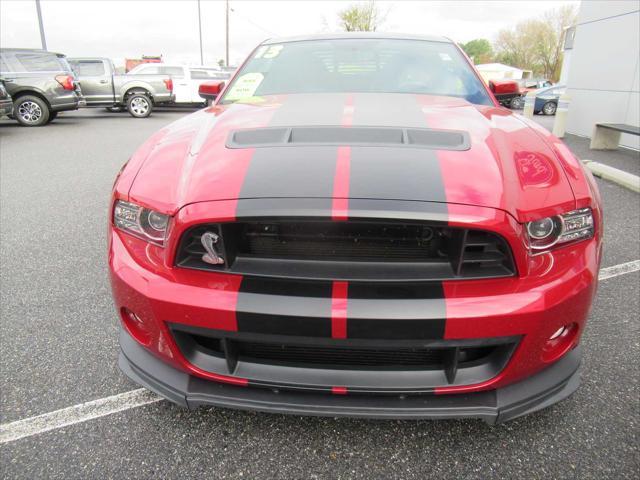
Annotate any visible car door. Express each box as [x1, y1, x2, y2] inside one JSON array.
[[70, 59, 112, 104]]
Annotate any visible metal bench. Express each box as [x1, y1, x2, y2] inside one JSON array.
[[590, 123, 640, 150]]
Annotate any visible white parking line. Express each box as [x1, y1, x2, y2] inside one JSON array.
[[598, 259, 640, 280], [0, 389, 160, 444], [1, 259, 639, 445]]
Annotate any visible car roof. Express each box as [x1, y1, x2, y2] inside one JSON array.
[[1, 48, 66, 57], [68, 57, 111, 61], [262, 32, 452, 45]]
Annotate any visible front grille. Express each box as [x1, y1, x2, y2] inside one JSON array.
[[193, 336, 498, 369], [170, 325, 519, 389], [244, 223, 440, 261], [175, 220, 516, 281]]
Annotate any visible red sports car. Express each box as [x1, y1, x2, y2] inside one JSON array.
[[110, 33, 602, 424]]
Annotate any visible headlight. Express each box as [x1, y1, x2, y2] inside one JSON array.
[[113, 200, 170, 246], [527, 208, 594, 250]]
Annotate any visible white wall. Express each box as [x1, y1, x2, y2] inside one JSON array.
[[566, 1, 640, 149], [559, 49, 571, 85]]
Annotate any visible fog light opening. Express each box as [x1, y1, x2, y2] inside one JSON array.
[[120, 307, 152, 346], [542, 323, 578, 363]]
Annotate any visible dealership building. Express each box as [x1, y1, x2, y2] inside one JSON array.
[[563, 1, 639, 150]]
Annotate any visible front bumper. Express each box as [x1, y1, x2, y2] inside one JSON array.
[[110, 199, 599, 419], [120, 327, 581, 424]]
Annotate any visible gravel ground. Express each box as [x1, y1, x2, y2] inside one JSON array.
[[0, 108, 638, 479]]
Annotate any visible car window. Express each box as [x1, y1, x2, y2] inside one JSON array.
[[12, 52, 69, 72], [190, 69, 215, 79], [159, 67, 184, 78], [221, 38, 493, 106], [73, 61, 106, 76]]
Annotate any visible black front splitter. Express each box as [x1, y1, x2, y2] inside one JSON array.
[[118, 329, 580, 424]]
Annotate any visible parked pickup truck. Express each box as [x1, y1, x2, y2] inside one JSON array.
[[68, 57, 174, 117]]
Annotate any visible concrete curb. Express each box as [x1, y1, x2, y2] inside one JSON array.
[[582, 160, 640, 193]]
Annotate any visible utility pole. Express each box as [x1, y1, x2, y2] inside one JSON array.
[[225, 0, 229, 67], [197, 0, 204, 65], [35, 0, 47, 50]]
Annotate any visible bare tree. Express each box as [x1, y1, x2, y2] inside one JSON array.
[[338, 1, 386, 32], [494, 5, 577, 80], [540, 5, 578, 80]]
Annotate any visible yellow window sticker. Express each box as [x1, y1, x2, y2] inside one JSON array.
[[225, 72, 264, 101], [253, 46, 268, 59], [255, 45, 283, 59]]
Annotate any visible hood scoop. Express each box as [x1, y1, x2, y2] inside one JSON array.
[[227, 126, 470, 151]]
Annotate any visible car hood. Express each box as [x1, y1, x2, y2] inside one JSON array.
[[127, 93, 576, 222]]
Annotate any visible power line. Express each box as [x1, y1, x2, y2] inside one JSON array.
[[230, 8, 279, 37]]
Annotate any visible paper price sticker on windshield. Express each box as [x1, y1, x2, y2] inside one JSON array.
[[254, 45, 283, 59], [225, 72, 264, 101]]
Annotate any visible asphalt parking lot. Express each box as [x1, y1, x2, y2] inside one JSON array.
[[1, 108, 638, 479]]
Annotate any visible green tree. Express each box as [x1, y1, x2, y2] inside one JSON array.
[[338, 1, 386, 32], [460, 39, 493, 64]]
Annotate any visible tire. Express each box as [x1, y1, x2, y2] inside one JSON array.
[[510, 96, 524, 109], [14, 95, 50, 126], [46, 111, 58, 123], [105, 106, 125, 113], [126, 94, 152, 118], [542, 102, 557, 116]]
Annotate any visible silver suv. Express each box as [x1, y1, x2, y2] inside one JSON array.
[[0, 48, 83, 126]]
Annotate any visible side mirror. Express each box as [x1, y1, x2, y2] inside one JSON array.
[[198, 81, 225, 101], [488, 81, 496, 93]]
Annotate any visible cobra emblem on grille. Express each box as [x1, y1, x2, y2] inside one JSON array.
[[201, 231, 225, 265]]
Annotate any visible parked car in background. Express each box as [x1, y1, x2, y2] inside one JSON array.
[[127, 63, 230, 105], [0, 80, 13, 117], [510, 79, 555, 110], [534, 85, 566, 115], [488, 79, 521, 107], [68, 57, 175, 118], [0, 48, 83, 126], [519, 78, 553, 94]]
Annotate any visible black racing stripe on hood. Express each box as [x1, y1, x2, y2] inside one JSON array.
[[348, 147, 447, 203], [235, 198, 333, 218], [351, 93, 427, 127], [237, 146, 337, 202], [269, 93, 348, 126], [349, 94, 448, 205], [235, 93, 349, 213]]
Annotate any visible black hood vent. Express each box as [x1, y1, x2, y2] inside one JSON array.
[[227, 126, 470, 151]]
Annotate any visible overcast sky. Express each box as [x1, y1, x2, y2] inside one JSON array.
[[2, 0, 579, 66]]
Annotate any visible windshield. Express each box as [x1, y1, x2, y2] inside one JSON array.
[[220, 38, 492, 106]]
